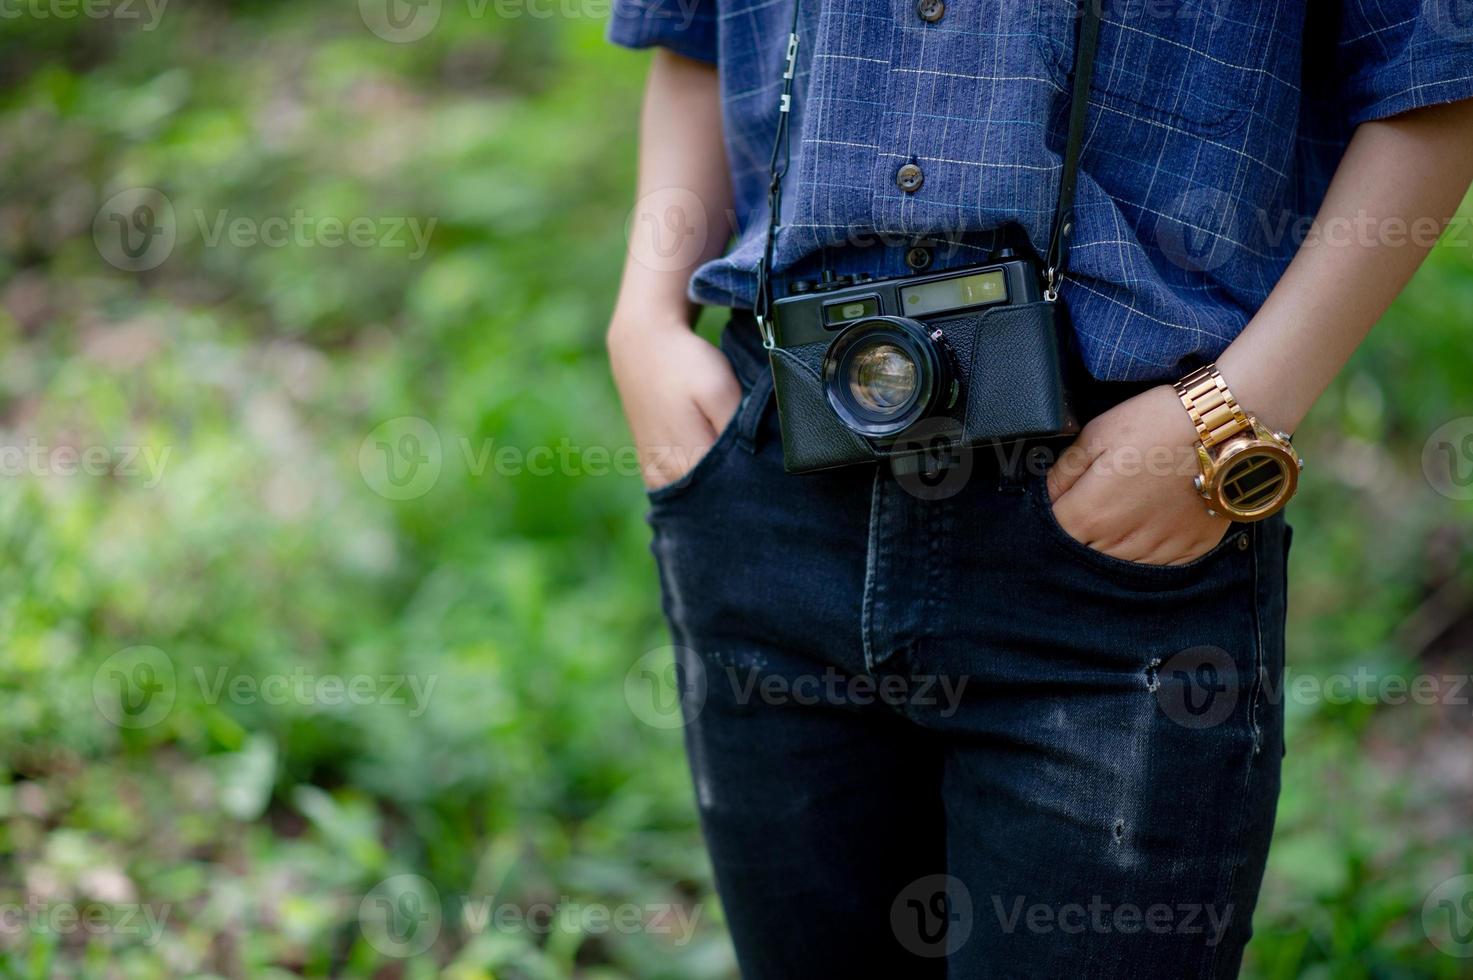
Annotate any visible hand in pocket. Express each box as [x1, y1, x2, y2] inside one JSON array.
[[608, 320, 742, 490], [1046, 385, 1232, 566]]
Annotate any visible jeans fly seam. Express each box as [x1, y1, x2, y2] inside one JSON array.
[[861, 467, 884, 673], [924, 493, 942, 639]]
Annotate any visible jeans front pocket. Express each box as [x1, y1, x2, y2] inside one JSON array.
[[1026, 471, 1248, 590], [643, 400, 747, 506], [645, 324, 774, 508]]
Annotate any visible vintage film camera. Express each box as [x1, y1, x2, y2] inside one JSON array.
[[766, 248, 1081, 474]]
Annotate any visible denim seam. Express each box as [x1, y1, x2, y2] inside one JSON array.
[[924, 489, 943, 635], [1247, 523, 1267, 754], [861, 468, 884, 673], [735, 370, 774, 455], [1201, 523, 1267, 980]]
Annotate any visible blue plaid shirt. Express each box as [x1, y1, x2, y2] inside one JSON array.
[[609, 1, 1473, 381]]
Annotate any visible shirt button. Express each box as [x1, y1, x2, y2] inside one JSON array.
[[896, 163, 924, 192], [905, 246, 932, 270], [915, 0, 944, 22]]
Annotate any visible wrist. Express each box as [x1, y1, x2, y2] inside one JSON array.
[[1148, 383, 1203, 447], [1213, 345, 1309, 436]]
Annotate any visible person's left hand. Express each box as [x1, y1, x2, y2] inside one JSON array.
[[1045, 385, 1232, 566]]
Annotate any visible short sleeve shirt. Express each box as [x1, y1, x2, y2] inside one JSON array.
[[609, 0, 1473, 380]]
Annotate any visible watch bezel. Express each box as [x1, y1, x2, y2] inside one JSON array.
[[1204, 433, 1300, 521]]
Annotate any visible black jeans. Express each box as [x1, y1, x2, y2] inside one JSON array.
[[646, 315, 1290, 979]]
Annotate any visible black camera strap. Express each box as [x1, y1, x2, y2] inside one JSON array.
[[1044, 1, 1103, 301], [754, 0, 1103, 342], [753, 0, 803, 347]]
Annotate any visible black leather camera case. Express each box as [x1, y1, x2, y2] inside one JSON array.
[[768, 300, 1081, 473]]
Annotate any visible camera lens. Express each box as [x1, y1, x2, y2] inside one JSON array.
[[822, 317, 953, 438], [849, 344, 918, 412]]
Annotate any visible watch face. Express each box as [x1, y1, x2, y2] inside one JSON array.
[[1214, 442, 1299, 520]]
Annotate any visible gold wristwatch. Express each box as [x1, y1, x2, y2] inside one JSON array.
[[1173, 365, 1303, 522]]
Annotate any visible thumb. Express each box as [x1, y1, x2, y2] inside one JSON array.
[[1045, 426, 1105, 503]]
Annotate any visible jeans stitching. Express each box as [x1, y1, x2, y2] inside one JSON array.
[[1201, 522, 1267, 979], [861, 467, 885, 673]]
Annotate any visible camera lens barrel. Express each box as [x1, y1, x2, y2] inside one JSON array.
[[821, 316, 955, 438]]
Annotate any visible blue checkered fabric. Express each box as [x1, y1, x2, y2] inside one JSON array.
[[609, 0, 1473, 381]]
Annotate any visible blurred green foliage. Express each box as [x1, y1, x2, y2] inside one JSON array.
[[0, 3, 1470, 978]]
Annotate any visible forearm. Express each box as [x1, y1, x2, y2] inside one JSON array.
[[609, 49, 733, 338], [1218, 98, 1473, 433]]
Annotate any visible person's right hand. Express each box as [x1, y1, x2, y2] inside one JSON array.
[[608, 314, 743, 491]]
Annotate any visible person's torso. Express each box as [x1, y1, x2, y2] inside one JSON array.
[[696, 0, 1348, 382]]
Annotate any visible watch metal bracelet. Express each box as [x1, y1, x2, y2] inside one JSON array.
[[1174, 365, 1251, 450]]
